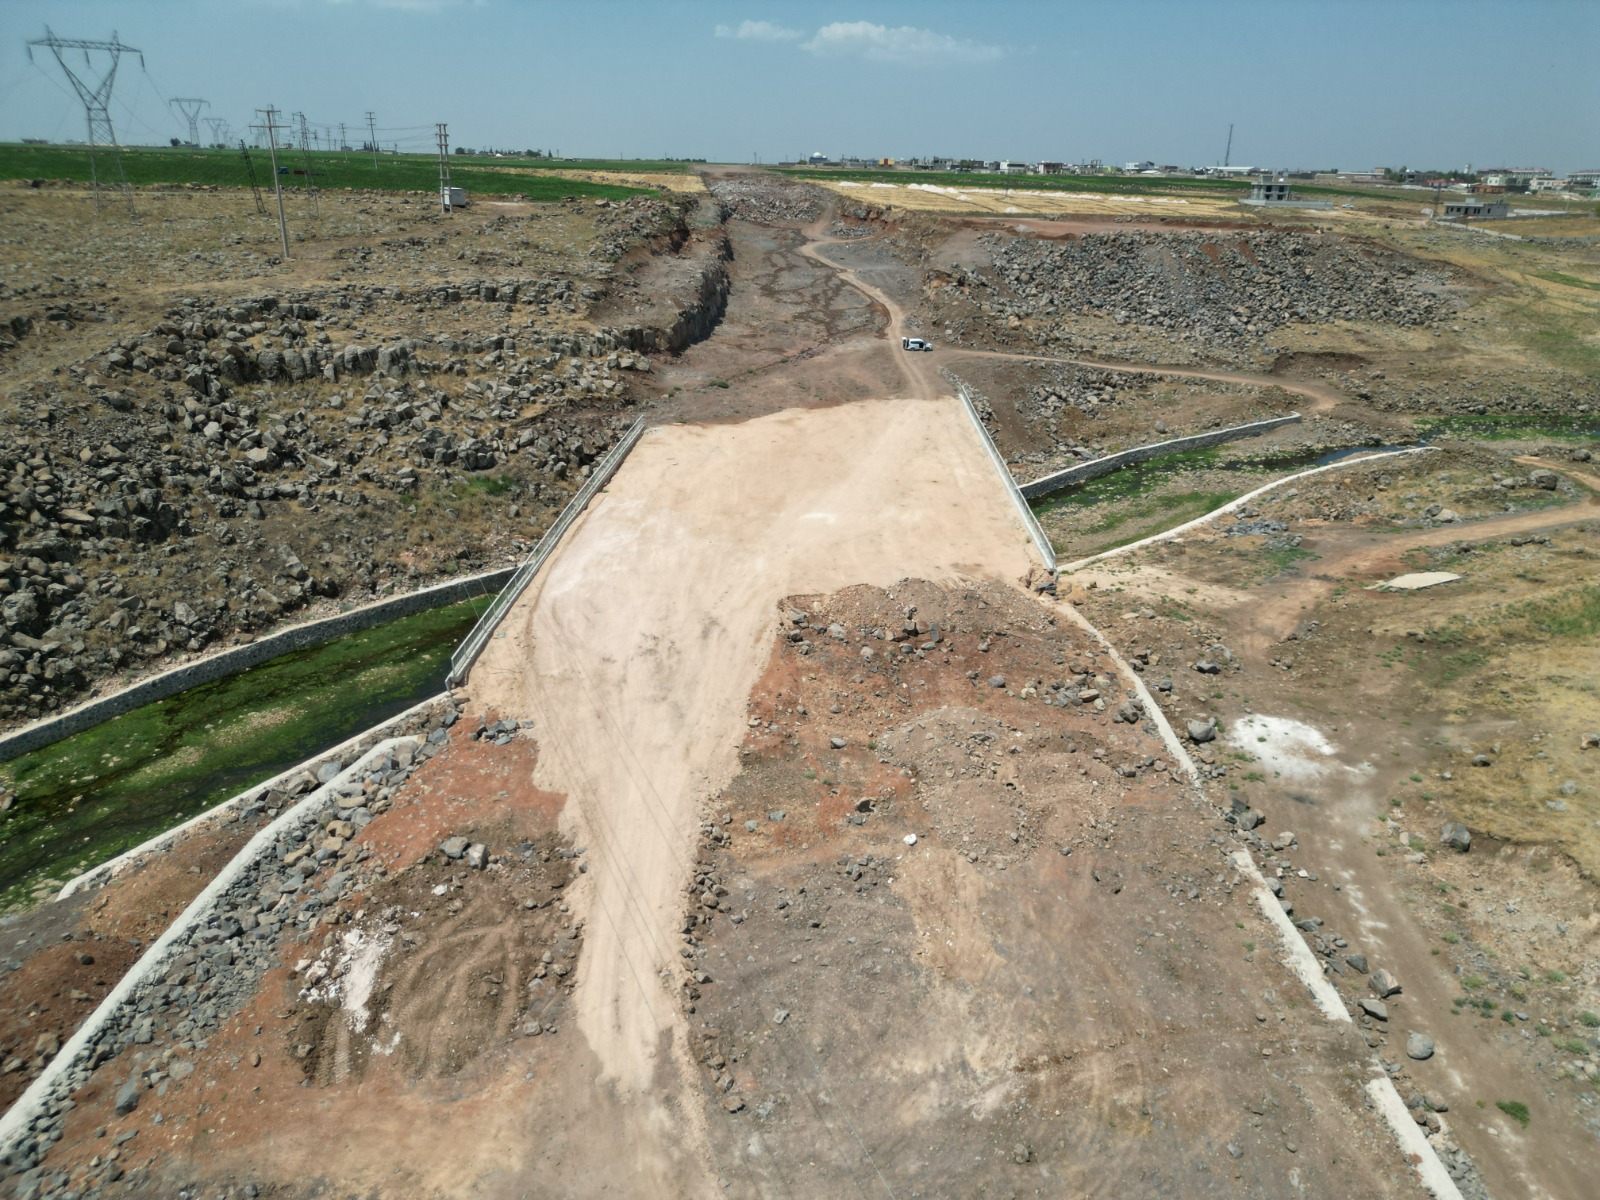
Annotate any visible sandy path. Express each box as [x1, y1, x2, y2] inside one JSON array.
[[944, 346, 1350, 413], [468, 398, 1037, 1100]]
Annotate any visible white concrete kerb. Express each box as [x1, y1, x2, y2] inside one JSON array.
[[57, 692, 451, 902], [1366, 1076, 1468, 1200], [1069, 601, 1461, 1195], [0, 735, 421, 1156], [1059, 447, 1440, 573]]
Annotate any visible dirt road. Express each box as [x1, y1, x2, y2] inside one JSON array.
[[944, 344, 1351, 413], [466, 396, 1039, 1161]]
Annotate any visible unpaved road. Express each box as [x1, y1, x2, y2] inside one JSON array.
[[467, 396, 1039, 1167]]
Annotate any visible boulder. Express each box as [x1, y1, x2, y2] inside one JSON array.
[[1440, 822, 1471, 853]]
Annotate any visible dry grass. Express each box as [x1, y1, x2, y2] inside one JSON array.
[[814, 179, 1245, 219]]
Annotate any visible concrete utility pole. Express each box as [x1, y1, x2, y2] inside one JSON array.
[[339, 122, 348, 158], [253, 107, 291, 259], [436, 122, 452, 212], [365, 111, 378, 167], [25, 27, 141, 215], [170, 97, 207, 146]]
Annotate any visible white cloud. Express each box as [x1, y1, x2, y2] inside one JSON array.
[[801, 21, 1003, 65], [714, 20, 804, 42]]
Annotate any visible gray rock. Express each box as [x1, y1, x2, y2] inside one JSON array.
[[987, 675, 1006, 688], [1406, 1032, 1435, 1061], [1358, 997, 1389, 1021], [1236, 809, 1265, 831], [114, 1076, 140, 1116], [829, 736, 847, 749], [315, 760, 343, 784], [1194, 659, 1220, 675], [1371, 968, 1401, 998], [1345, 953, 1369, 974], [1440, 822, 1471, 853], [440, 836, 470, 860], [465, 843, 488, 869], [1186, 717, 1217, 744]]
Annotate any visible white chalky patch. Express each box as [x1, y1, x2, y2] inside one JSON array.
[[1229, 714, 1371, 783]]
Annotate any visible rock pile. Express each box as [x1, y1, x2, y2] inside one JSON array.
[[707, 176, 826, 224], [977, 230, 1454, 352]]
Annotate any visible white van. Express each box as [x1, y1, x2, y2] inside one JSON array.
[[901, 337, 933, 351]]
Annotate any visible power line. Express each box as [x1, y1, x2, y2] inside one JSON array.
[[24, 26, 141, 215]]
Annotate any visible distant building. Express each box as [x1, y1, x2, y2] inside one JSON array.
[[1568, 169, 1600, 188], [1035, 161, 1068, 175], [1440, 197, 1509, 219], [1241, 176, 1332, 210], [997, 161, 1029, 175], [807, 152, 828, 166]]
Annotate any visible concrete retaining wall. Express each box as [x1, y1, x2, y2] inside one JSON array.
[[450, 417, 647, 685], [947, 375, 1057, 573], [0, 734, 423, 1162], [56, 691, 453, 902], [0, 568, 513, 764], [1020, 414, 1303, 502]]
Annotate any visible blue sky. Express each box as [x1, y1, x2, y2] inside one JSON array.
[[1, 0, 1595, 171]]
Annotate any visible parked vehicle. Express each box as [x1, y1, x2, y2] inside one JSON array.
[[900, 337, 933, 351]]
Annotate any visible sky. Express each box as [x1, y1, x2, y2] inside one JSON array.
[[0, 0, 1596, 173]]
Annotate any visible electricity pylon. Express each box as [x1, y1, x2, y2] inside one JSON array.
[[170, 97, 207, 146], [24, 27, 143, 214]]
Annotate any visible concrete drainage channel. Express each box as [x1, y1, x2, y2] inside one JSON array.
[[0, 416, 650, 1170], [0, 724, 438, 1169]]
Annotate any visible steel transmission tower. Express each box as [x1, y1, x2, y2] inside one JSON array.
[[25, 27, 142, 214], [170, 97, 207, 146], [204, 117, 229, 147], [436, 122, 452, 212], [293, 111, 320, 220]]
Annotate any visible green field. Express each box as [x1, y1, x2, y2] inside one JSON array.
[[0, 143, 665, 201]]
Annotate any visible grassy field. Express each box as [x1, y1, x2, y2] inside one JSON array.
[[0, 596, 489, 912], [0, 143, 663, 201]]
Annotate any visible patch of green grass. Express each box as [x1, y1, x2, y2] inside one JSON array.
[[0, 597, 488, 912], [1546, 969, 1569, 984], [1495, 1100, 1531, 1128], [1414, 411, 1600, 441], [1535, 271, 1600, 293], [1560, 1037, 1590, 1055], [1579, 1011, 1600, 1028], [0, 144, 652, 201]]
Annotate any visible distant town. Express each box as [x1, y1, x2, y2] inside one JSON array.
[[783, 153, 1600, 197]]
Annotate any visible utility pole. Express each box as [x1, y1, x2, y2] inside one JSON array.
[[339, 122, 348, 157], [25, 27, 141, 215], [365, 111, 378, 167], [170, 97, 207, 146], [436, 122, 452, 212], [293, 111, 320, 221], [253, 107, 291, 259], [239, 140, 267, 216], [1223, 123, 1234, 170]]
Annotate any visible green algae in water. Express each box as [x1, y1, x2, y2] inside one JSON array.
[[0, 597, 489, 910]]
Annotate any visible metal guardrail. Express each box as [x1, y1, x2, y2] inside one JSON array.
[[447, 417, 647, 685], [947, 374, 1057, 573]]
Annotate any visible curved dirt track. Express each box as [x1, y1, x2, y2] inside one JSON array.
[[943, 345, 1350, 413]]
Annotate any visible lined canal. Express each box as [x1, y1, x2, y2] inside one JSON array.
[[0, 597, 488, 910]]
